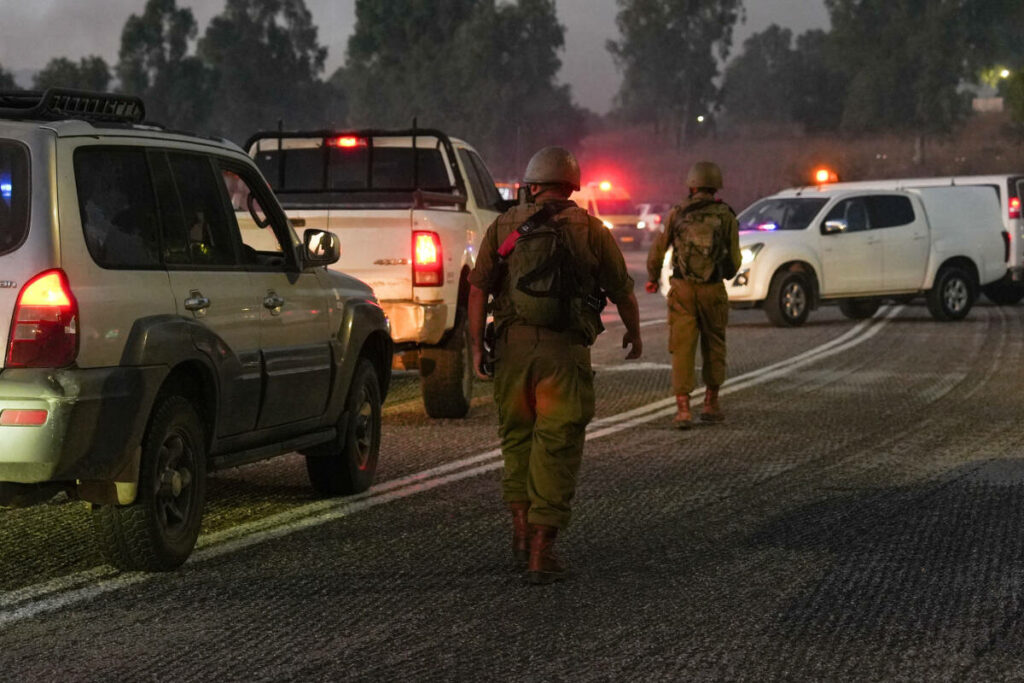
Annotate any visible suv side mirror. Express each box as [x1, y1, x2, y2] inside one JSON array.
[[822, 219, 848, 235], [303, 229, 340, 267]]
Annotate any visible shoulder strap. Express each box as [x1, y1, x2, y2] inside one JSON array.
[[497, 202, 569, 259]]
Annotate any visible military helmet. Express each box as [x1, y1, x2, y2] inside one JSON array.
[[523, 146, 581, 191], [686, 161, 723, 190]]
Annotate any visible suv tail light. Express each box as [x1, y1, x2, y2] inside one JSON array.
[[6, 270, 79, 368], [412, 231, 443, 286], [1011, 197, 1021, 220]]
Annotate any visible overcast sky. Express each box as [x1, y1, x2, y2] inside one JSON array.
[[0, 0, 830, 113]]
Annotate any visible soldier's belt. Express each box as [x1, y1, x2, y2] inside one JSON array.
[[504, 325, 588, 346]]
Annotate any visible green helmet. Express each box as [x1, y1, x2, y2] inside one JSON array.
[[686, 161, 723, 190], [523, 146, 581, 191]]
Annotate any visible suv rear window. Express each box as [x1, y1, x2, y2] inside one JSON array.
[[74, 147, 161, 268], [0, 141, 30, 256], [595, 199, 635, 215]]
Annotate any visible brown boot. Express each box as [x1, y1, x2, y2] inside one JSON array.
[[507, 502, 530, 568], [525, 524, 567, 585], [673, 395, 693, 430], [701, 386, 724, 423]]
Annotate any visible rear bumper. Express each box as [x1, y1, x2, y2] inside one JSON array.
[[381, 300, 450, 346], [0, 366, 164, 485]]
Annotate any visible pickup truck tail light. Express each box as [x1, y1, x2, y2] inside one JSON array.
[[1010, 197, 1021, 220], [6, 269, 79, 368], [413, 231, 443, 286]]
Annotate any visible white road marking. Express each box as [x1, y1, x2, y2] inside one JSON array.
[[0, 307, 902, 625]]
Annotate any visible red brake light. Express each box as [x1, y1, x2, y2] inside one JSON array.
[[412, 231, 443, 286], [653, 215, 662, 224], [328, 136, 366, 148], [0, 409, 48, 426], [6, 269, 78, 368], [1010, 197, 1021, 220]]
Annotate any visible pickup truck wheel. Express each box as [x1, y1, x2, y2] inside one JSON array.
[[419, 318, 473, 418], [306, 358, 381, 495], [838, 298, 880, 320], [982, 281, 1024, 306], [92, 395, 207, 572], [764, 271, 811, 327], [927, 266, 976, 321]]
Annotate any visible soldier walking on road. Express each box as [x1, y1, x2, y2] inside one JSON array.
[[645, 161, 741, 429], [468, 147, 642, 585]]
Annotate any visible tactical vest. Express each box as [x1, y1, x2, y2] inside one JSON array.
[[490, 201, 606, 344], [669, 199, 735, 283]]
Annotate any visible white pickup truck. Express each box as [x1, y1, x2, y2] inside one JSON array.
[[246, 129, 507, 417], [728, 185, 1007, 325]]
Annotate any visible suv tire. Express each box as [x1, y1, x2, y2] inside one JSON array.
[[983, 281, 1024, 306], [92, 395, 207, 572], [419, 316, 473, 418], [838, 298, 881, 320], [927, 266, 976, 321], [306, 358, 381, 495], [765, 270, 812, 327]]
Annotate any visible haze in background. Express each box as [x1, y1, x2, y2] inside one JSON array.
[[0, 0, 829, 114]]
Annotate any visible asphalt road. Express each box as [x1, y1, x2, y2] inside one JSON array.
[[2, 250, 1024, 681]]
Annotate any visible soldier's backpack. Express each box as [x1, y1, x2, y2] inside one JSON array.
[[670, 199, 736, 282], [496, 202, 603, 331]]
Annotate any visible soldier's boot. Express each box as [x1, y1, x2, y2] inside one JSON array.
[[525, 525, 568, 585], [508, 501, 531, 569], [673, 395, 693, 430], [701, 386, 725, 423]]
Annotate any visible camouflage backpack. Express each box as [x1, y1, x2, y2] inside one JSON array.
[[670, 199, 734, 282]]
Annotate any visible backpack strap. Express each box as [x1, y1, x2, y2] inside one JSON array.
[[497, 201, 569, 259]]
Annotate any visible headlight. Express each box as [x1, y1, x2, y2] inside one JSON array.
[[638, 220, 647, 229], [602, 220, 614, 230], [741, 243, 764, 265]]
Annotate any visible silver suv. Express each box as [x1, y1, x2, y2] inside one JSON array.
[[0, 90, 392, 571]]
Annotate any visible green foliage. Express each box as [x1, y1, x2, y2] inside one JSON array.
[[0, 65, 16, 91], [722, 25, 795, 124], [33, 56, 111, 92], [607, 0, 743, 142], [342, 0, 584, 178], [117, 0, 212, 130], [789, 30, 847, 133], [198, 0, 334, 143], [1005, 72, 1024, 142]]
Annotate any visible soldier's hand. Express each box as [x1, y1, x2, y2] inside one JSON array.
[[622, 331, 642, 360], [645, 281, 659, 294], [472, 345, 491, 381]]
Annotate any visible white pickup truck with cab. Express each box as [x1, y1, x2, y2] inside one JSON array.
[[247, 129, 507, 417], [729, 185, 1007, 326]]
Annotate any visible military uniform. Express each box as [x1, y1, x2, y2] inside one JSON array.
[[469, 199, 634, 529], [647, 191, 740, 408]]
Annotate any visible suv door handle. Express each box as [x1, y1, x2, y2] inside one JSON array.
[[184, 294, 211, 311], [263, 292, 285, 310]]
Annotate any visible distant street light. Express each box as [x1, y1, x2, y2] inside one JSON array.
[[696, 115, 706, 123], [1000, 68, 1011, 79]]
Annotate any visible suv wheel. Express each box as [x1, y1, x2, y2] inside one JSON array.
[[306, 358, 382, 495], [765, 270, 811, 327], [927, 266, 976, 321], [419, 316, 473, 418], [838, 298, 881, 320], [92, 395, 207, 571]]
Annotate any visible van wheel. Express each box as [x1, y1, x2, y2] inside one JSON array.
[[92, 395, 207, 572], [306, 358, 381, 495], [983, 281, 1024, 306], [764, 270, 811, 327], [927, 266, 976, 321], [419, 317, 473, 418], [838, 298, 881, 320]]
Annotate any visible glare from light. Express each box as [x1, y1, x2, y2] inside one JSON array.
[[740, 243, 764, 265], [815, 168, 833, 184], [602, 220, 614, 230], [0, 182, 10, 199], [1000, 69, 1011, 79], [637, 221, 647, 230], [696, 115, 706, 123], [599, 181, 612, 192]]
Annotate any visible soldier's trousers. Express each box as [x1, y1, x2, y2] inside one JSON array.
[[494, 326, 596, 529], [667, 279, 729, 395]]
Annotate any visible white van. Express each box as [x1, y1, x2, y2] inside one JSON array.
[[818, 175, 1024, 303], [729, 185, 1006, 326]]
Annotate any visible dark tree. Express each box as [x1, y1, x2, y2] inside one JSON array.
[[0, 65, 16, 91], [33, 56, 111, 92], [722, 25, 795, 124]]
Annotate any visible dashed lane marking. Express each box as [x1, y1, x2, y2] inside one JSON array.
[[0, 307, 902, 626]]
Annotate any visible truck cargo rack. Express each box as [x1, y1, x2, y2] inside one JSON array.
[[0, 88, 146, 124], [246, 127, 470, 211]]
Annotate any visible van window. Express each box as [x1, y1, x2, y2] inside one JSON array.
[[595, 198, 635, 215], [866, 195, 914, 229], [0, 142, 29, 256], [74, 147, 161, 268], [739, 198, 827, 231], [466, 150, 502, 210], [823, 198, 870, 233]]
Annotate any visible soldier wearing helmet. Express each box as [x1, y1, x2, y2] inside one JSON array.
[[645, 161, 741, 428], [468, 146, 642, 584]]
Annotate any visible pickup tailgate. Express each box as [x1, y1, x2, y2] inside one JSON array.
[[288, 208, 415, 301]]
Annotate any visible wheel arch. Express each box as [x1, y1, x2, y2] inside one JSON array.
[[930, 256, 979, 290], [772, 260, 821, 308]]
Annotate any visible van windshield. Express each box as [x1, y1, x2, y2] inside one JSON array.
[[595, 198, 635, 215], [0, 141, 29, 255], [738, 197, 828, 231]]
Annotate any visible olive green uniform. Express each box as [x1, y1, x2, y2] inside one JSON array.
[[646, 192, 741, 396], [469, 198, 634, 528]]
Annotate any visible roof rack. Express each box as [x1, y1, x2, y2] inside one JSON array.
[[0, 88, 145, 124]]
